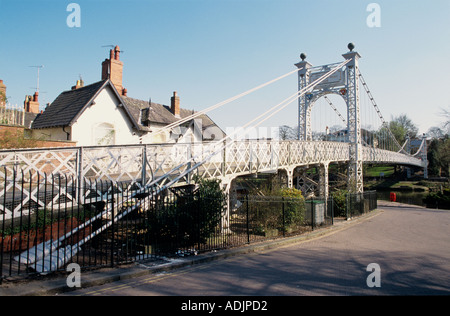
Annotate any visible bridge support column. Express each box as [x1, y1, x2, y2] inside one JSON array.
[[221, 180, 232, 234], [406, 135, 412, 179], [287, 168, 294, 189], [343, 47, 363, 193], [319, 162, 329, 201], [319, 163, 329, 218], [421, 134, 428, 179], [295, 55, 313, 141]]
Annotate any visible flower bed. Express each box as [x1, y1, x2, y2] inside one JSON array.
[[1, 217, 92, 253]]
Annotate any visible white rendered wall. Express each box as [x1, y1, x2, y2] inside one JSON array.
[[71, 86, 139, 146]]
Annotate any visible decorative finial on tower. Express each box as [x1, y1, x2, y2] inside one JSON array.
[[347, 43, 355, 52], [300, 53, 307, 61]]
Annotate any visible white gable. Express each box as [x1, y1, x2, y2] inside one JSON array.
[[71, 85, 140, 146]]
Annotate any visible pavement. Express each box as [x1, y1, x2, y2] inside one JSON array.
[[0, 203, 389, 296]]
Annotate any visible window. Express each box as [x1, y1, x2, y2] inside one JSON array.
[[94, 123, 115, 145]]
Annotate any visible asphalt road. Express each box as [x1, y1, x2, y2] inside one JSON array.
[[63, 201, 450, 296]]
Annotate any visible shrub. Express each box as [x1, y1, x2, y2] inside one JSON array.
[[247, 187, 306, 235], [423, 188, 450, 210], [146, 176, 226, 254], [331, 189, 348, 217], [279, 187, 305, 227]]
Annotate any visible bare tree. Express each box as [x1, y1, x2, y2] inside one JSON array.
[[278, 125, 297, 140], [441, 108, 450, 133]]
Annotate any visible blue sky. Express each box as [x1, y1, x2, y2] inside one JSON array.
[[0, 0, 449, 134]]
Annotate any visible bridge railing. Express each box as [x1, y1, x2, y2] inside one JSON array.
[[361, 146, 424, 167], [0, 140, 424, 220]]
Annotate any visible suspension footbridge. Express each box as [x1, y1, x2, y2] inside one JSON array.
[[1, 44, 427, 273]]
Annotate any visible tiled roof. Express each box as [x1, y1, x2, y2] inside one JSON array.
[[122, 96, 219, 131], [32, 80, 107, 129], [24, 112, 38, 129], [31, 80, 222, 136], [122, 96, 176, 126]]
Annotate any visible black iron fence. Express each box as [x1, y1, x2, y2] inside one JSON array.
[[0, 170, 377, 281], [347, 190, 378, 218]]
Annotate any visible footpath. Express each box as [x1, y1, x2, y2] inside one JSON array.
[[0, 205, 386, 296]]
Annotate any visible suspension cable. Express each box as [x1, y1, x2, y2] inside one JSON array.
[[149, 68, 301, 137], [411, 138, 426, 157], [212, 59, 351, 145], [323, 95, 346, 124], [172, 59, 352, 175], [141, 58, 352, 192], [358, 71, 408, 154]]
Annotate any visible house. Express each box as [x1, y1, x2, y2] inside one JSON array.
[[327, 128, 379, 147], [327, 129, 349, 143], [410, 138, 423, 154], [31, 46, 224, 146]]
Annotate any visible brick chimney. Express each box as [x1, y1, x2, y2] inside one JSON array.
[[101, 45, 127, 95], [24, 91, 40, 113], [0, 79, 6, 106], [171, 91, 180, 117]]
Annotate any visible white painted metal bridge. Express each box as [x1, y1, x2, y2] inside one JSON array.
[[0, 44, 428, 273], [0, 137, 426, 220]]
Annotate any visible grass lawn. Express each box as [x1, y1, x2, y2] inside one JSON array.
[[364, 165, 395, 177]]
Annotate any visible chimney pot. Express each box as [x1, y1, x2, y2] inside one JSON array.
[[72, 79, 84, 90], [114, 46, 120, 60]]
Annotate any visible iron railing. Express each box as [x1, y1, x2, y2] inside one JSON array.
[[0, 170, 377, 281], [0, 105, 26, 126]]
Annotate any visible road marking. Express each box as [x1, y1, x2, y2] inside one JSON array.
[[82, 258, 236, 296]]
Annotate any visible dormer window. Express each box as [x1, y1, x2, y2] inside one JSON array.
[[140, 108, 150, 127]]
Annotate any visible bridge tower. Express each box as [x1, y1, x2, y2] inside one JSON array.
[[295, 43, 363, 193]]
